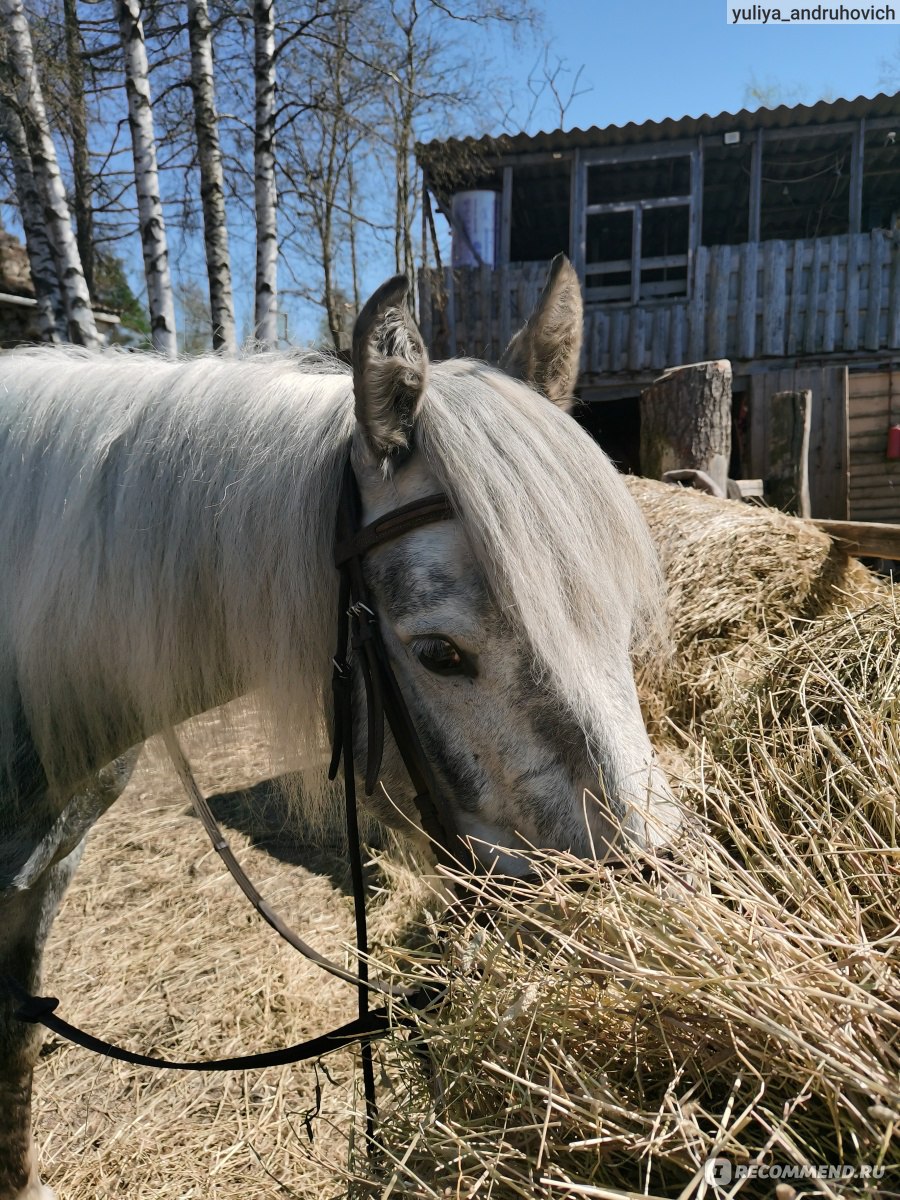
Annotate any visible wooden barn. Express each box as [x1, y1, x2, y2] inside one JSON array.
[[416, 93, 900, 524]]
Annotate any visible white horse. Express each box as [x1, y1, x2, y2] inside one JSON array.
[[0, 257, 681, 1198]]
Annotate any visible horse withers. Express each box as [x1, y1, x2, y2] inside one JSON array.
[[0, 256, 681, 1198]]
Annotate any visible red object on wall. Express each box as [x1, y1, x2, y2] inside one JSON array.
[[888, 425, 900, 460]]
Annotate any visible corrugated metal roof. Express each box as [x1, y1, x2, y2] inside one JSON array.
[[416, 91, 900, 167]]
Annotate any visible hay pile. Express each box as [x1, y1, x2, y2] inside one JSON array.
[[625, 478, 884, 726], [362, 494, 899, 1199]]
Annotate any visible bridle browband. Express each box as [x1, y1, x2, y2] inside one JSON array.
[[13, 452, 462, 1149]]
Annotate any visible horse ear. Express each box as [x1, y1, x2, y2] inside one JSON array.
[[499, 253, 583, 410], [352, 275, 428, 459]]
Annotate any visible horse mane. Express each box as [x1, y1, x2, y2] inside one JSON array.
[[0, 345, 664, 815]]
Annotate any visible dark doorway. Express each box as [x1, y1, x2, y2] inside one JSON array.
[[574, 396, 641, 475]]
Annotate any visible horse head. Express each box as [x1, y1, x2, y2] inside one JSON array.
[[346, 257, 683, 873]]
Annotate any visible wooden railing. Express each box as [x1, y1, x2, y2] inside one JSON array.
[[418, 229, 900, 376]]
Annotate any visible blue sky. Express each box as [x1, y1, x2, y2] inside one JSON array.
[[486, 0, 899, 137]]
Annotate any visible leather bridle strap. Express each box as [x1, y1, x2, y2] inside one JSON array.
[[326, 455, 466, 1139], [335, 494, 454, 566]]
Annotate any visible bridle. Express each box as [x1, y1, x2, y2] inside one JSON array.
[[13, 451, 463, 1148]]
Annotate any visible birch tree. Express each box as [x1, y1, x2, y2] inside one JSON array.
[[113, 0, 177, 357], [375, 0, 533, 284], [0, 105, 66, 342], [254, 0, 278, 346], [0, 0, 99, 346], [62, 0, 95, 297], [187, 0, 236, 353]]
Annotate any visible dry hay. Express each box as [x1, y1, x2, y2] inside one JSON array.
[[368, 594, 900, 1199], [626, 478, 884, 729], [34, 491, 899, 1198]]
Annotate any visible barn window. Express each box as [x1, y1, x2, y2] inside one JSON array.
[[862, 125, 900, 232], [582, 150, 695, 302], [702, 140, 752, 246], [759, 131, 853, 241]]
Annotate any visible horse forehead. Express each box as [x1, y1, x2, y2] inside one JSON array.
[[369, 521, 490, 627], [358, 453, 440, 522], [359, 453, 491, 622]]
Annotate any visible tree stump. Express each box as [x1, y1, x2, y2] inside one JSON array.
[[766, 389, 811, 517], [640, 360, 733, 497]]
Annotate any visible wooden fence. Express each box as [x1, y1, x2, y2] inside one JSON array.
[[419, 230, 900, 374]]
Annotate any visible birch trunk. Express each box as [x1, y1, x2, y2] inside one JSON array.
[[253, 0, 278, 346], [113, 0, 177, 357], [62, 0, 94, 298], [186, 0, 236, 353], [0, 106, 66, 342], [0, 0, 99, 347]]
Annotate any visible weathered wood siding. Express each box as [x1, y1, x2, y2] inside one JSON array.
[[847, 371, 900, 523], [748, 367, 848, 521], [419, 230, 900, 374]]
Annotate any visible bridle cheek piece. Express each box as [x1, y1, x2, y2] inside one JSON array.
[[12, 453, 460, 1149]]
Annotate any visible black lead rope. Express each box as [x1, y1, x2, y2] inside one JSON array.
[[12, 982, 394, 1072]]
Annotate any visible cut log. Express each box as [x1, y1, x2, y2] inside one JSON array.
[[766, 389, 811, 517], [729, 478, 764, 499], [640, 360, 733, 497]]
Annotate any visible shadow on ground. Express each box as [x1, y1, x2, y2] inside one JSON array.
[[188, 776, 376, 895]]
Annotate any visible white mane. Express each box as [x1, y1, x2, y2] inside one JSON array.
[[0, 346, 663, 809]]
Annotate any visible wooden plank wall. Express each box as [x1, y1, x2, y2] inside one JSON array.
[[421, 262, 547, 362], [748, 367, 849, 520], [419, 229, 900, 373], [847, 371, 900, 523]]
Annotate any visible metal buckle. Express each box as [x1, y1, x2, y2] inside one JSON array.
[[348, 601, 374, 619]]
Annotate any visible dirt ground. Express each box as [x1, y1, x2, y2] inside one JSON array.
[[37, 704, 379, 1198]]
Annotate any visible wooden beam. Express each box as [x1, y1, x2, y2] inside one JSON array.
[[570, 148, 586, 280], [690, 140, 703, 275], [631, 205, 642, 306], [749, 130, 763, 243], [585, 195, 690, 215], [446, 268, 457, 356], [499, 165, 513, 266], [764, 120, 857, 142], [849, 117, 866, 236], [580, 139, 697, 165], [481, 150, 572, 168], [812, 518, 900, 559]]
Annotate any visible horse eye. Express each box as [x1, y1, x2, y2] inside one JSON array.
[[416, 637, 466, 676]]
